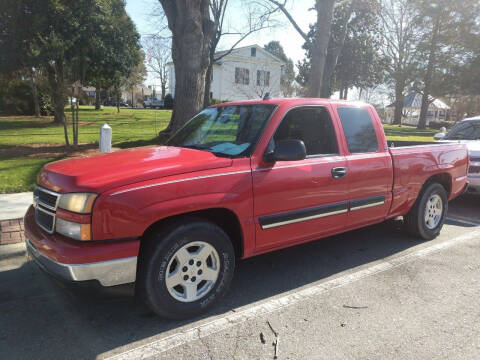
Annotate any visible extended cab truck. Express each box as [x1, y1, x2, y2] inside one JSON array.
[[25, 98, 469, 319]]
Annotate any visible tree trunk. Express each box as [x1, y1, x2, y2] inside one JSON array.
[[95, 84, 101, 110], [159, 0, 215, 137], [169, 64, 208, 134], [71, 86, 79, 149], [418, 19, 441, 130], [307, 0, 336, 97], [116, 88, 120, 113], [30, 70, 41, 117], [344, 86, 348, 100], [75, 100, 79, 147], [161, 83, 166, 99], [70, 95, 75, 148], [203, 63, 213, 108], [321, 4, 352, 98], [321, 54, 334, 98], [47, 61, 66, 124], [393, 79, 405, 125]]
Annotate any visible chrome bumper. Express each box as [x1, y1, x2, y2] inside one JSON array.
[[26, 238, 137, 286]]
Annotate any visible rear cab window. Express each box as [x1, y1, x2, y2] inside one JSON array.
[[337, 106, 379, 153]]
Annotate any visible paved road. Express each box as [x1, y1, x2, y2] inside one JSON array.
[[1, 195, 479, 360]]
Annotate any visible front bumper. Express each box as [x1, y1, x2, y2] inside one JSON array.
[[26, 238, 137, 286], [24, 206, 139, 287]]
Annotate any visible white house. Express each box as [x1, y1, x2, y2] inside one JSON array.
[[384, 92, 451, 126], [167, 44, 285, 101]]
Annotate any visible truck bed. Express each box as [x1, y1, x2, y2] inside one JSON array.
[[387, 141, 469, 217]]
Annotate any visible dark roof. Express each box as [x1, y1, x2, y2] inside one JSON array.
[[387, 92, 450, 109]]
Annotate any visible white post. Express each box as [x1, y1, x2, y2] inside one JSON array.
[[99, 123, 112, 153]]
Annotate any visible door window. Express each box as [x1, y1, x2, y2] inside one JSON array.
[[273, 107, 338, 156], [337, 107, 379, 153]]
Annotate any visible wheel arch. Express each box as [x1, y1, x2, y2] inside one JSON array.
[[140, 207, 244, 259], [422, 172, 452, 197]]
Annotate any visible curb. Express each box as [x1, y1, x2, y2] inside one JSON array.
[[0, 242, 26, 260], [0, 218, 25, 245]]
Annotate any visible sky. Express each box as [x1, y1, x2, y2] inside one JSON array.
[[125, 0, 317, 87]]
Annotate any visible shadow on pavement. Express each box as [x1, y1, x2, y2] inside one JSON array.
[[448, 194, 480, 224], [0, 221, 426, 360]]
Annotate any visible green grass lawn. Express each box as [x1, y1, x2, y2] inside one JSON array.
[[0, 107, 437, 193], [383, 124, 436, 142], [0, 106, 171, 193], [0, 106, 171, 146]]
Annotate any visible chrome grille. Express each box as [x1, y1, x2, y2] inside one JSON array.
[[34, 186, 60, 233]]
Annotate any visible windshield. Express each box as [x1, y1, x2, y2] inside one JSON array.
[[167, 104, 276, 157], [444, 120, 480, 140]]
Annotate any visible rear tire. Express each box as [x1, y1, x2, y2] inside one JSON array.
[[404, 182, 448, 240], [137, 219, 235, 319]]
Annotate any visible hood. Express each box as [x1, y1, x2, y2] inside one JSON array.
[[37, 146, 233, 193]]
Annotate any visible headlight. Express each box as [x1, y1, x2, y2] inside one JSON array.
[[58, 193, 97, 213], [56, 218, 91, 241]]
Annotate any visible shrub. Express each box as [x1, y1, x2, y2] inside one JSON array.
[[0, 74, 53, 116], [164, 93, 173, 109]]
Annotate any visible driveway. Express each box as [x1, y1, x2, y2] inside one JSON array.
[[1, 195, 479, 359]]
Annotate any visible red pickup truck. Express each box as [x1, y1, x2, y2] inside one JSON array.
[[25, 98, 468, 319]]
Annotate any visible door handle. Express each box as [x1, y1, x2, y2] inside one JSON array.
[[331, 167, 347, 179]]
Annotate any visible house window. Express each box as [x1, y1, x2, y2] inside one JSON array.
[[251, 47, 256, 57], [257, 70, 270, 87], [235, 67, 249, 85]]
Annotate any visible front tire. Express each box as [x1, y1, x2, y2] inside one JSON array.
[[138, 219, 235, 319], [404, 183, 448, 240]]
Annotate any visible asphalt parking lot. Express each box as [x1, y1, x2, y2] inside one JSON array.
[[1, 195, 480, 360]]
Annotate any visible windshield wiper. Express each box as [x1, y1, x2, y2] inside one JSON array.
[[210, 151, 234, 158], [181, 145, 231, 157], [182, 144, 211, 151]]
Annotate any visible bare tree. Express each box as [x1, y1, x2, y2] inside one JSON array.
[[158, 0, 215, 137], [143, 35, 171, 99], [265, 0, 336, 97], [378, 0, 422, 125], [203, 0, 279, 107]]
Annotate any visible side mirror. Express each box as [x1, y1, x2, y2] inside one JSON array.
[[265, 139, 306, 162], [434, 132, 446, 140]]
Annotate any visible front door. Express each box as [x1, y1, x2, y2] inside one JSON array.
[[252, 106, 349, 251]]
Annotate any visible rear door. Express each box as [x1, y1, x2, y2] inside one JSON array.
[[335, 105, 393, 227], [252, 106, 349, 250]]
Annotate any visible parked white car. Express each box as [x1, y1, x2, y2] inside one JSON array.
[[435, 116, 480, 193]]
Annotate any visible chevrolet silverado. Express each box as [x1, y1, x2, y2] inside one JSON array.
[[25, 98, 469, 319]]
